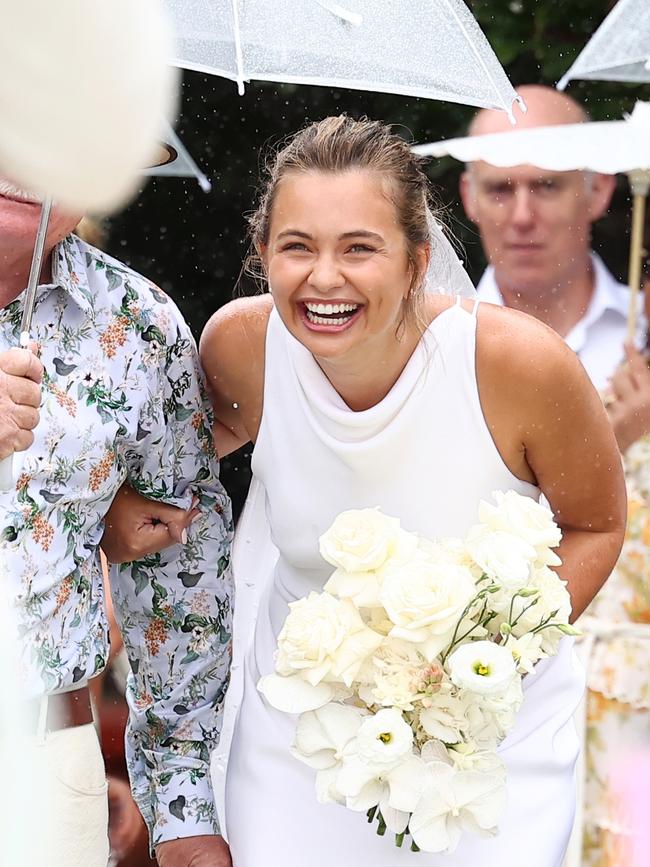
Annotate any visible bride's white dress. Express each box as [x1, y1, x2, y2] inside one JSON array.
[[212, 300, 584, 866]]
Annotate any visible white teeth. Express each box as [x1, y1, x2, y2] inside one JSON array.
[[304, 302, 359, 314], [307, 313, 350, 326]]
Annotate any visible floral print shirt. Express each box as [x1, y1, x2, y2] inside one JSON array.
[[0, 235, 233, 846]]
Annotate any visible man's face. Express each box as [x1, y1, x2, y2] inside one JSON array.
[[0, 176, 81, 259], [460, 162, 612, 297]]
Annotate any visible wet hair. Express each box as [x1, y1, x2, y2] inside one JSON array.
[[244, 115, 437, 326]]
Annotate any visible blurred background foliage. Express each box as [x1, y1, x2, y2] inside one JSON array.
[[105, 0, 647, 515]]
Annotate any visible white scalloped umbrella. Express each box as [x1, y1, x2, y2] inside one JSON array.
[[0, 0, 178, 213], [413, 101, 650, 174], [415, 102, 650, 341], [557, 0, 650, 90], [161, 0, 524, 120]]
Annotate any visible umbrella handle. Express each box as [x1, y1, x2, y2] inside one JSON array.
[[627, 190, 648, 343], [0, 452, 24, 493]]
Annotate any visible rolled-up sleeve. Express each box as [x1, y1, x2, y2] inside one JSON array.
[[110, 306, 233, 846]]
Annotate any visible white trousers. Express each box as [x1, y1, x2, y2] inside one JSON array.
[[15, 715, 109, 867]]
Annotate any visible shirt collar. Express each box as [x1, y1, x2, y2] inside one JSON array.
[[49, 234, 96, 314], [476, 254, 630, 351]]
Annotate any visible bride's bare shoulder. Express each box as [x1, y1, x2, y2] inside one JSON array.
[[200, 294, 273, 391]]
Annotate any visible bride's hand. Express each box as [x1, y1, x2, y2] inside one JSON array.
[[101, 483, 199, 564]]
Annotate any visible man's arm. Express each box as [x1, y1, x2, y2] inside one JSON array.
[[109, 307, 233, 858]]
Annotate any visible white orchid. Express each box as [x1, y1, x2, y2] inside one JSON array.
[[447, 641, 517, 696], [290, 703, 367, 804], [409, 762, 506, 852]]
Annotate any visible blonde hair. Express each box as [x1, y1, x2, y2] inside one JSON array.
[[245, 115, 437, 328]]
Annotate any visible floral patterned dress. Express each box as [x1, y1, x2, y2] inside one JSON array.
[[581, 437, 650, 866]]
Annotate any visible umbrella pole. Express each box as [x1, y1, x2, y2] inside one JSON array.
[[19, 196, 53, 346], [0, 196, 53, 491], [627, 171, 650, 343]]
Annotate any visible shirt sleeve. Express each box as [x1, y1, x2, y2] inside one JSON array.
[[109, 303, 233, 847]]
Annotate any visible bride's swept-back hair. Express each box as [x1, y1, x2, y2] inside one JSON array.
[[243, 114, 438, 324]]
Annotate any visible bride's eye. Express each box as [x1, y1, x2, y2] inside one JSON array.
[[281, 242, 310, 252], [347, 244, 375, 254]]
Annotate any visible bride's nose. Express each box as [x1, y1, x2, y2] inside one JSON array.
[[306, 253, 345, 292]]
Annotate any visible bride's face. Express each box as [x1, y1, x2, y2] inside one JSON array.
[[262, 169, 422, 361]]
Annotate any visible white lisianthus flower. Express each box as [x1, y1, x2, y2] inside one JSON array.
[[409, 763, 506, 853], [447, 642, 516, 696], [336, 711, 430, 833], [465, 524, 537, 588], [379, 555, 476, 661], [354, 708, 414, 769], [275, 591, 383, 687], [357, 638, 431, 711], [319, 509, 417, 573], [479, 491, 562, 566]]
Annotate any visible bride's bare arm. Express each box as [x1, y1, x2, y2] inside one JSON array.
[[200, 295, 271, 456], [477, 305, 626, 620]]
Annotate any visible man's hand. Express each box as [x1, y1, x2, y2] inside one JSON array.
[[0, 346, 43, 460], [107, 775, 144, 862], [101, 483, 199, 564], [156, 835, 232, 867], [606, 343, 650, 454]]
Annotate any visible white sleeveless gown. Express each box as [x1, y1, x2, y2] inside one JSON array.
[[212, 301, 584, 866]]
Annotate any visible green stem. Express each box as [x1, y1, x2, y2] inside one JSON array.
[[395, 832, 405, 848]]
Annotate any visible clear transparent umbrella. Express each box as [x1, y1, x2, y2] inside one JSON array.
[[557, 0, 650, 90], [161, 0, 523, 120], [414, 101, 650, 341], [145, 122, 212, 192]]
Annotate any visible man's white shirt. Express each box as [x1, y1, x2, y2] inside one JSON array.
[[476, 254, 644, 392]]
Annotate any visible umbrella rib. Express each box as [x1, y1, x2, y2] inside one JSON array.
[[438, 0, 516, 122], [230, 0, 246, 95]]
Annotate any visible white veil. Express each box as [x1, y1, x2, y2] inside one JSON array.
[[424, 210, 477, 298]]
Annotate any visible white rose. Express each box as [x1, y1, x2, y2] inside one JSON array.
[[275, 592, 383, 687], [379, 554, 476, 661], [447, 641, 516, 696], [465, 524, 536, 588], [479, 491, 562, 565], [319, 509, 417, 573], [323, 568, 384, 609]]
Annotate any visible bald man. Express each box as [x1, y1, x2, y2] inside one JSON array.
[[459, 84, 635, 391]]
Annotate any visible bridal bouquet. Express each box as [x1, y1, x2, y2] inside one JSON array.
[[258, 491, 578, 853]]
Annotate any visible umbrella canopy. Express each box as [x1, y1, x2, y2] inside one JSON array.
[[145, 122, 212, 191], [557, 0, 650, 90], [413, 100, 650, 174], [161, 0, 523, 120]]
